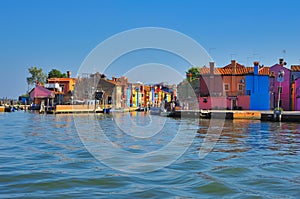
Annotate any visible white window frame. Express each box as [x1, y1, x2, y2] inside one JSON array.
[[224, 83, 230, 91], [238, 83, 243, 91]]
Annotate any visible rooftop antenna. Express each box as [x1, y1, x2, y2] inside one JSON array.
[[283, 49, 286, 59]]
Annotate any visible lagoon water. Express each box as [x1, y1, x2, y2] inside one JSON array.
[[0, 111, 300, 198]]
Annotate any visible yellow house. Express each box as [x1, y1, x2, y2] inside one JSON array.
[[131, 83, 143, 107]]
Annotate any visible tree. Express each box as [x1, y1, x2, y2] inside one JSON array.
[[26, 66, 47, 89], [48, 69, 67, 78], [186, 67, 200, 81]]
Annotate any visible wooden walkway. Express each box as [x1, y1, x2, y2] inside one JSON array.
[[172, 110, 300, 122], [39, 104, 300, 122]]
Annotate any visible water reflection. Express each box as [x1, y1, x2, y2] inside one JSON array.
[[1, 112, 300, 198], [198, 119, 300, 157]]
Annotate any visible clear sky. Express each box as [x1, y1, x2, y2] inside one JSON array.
[[1, 0, 300, 98]]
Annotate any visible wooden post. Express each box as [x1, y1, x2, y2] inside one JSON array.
[[47, 98, 49, 111]]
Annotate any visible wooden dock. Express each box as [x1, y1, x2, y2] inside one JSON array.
[[46, 105, 138, 114], [171, 110, 300, 122], [0, 106, 14, 112], [35, 104, 300, 122]]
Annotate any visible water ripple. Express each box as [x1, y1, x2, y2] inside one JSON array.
[[0, 112, 300, 198]]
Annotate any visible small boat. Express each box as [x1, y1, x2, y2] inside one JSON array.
[[136, 107, 145, 112], [149, 107, 161, 115], [160, 109, 172, 117], [159, 101, 175, 117]]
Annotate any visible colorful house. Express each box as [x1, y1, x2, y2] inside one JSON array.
[[294, 77, 300, 111], [291, 65, 300, 110], [74, 73, 129, 109], [198, 60, 250, 110], [269, 59, 291, 110], [127, 84, 132, 107], [245, 62, 270, 110], [196, 60, 271, 110], [291, 65, 300, 82], [131, 83, 143, 108], [29, 85, 55, 109], [143, 85, 152, 107], [98, 76, 129, 109], [46, 71, 77, 104]]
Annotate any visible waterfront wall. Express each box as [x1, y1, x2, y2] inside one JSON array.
[[198, 96, 250, 110]]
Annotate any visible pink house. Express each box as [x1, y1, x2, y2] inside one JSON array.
[[269, 59, 291, 110]]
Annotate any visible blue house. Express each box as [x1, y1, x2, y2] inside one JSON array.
[[246, 62, 270, 110], [127, 84, 132, 107]]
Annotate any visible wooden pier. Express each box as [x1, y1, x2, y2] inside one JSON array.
[[15, 103, 299, 122], [171, 110, 300, 122], [45, 105, 138, 114]]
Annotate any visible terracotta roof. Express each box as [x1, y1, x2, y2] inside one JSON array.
[[258, 67, 270, 75], [291, 65, 300, 71], [200, 67, 270, 75], [48, 77, 76, 82], [144, 85, 151, 92], [103, 78, 119, 85], [223, 62, 245, 69]]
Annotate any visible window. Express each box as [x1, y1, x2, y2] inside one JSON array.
[[271, 71, 275, 77], [224, 84, 230, 91], [238, 84, 243, 91]]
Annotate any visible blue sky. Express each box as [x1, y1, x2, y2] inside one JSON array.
[[1, 0, 300, 98]]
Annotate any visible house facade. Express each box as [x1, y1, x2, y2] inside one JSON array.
[[96, 76, 129, 109], [46, 71, 76, 104], [245, 62, 270, 110], [291, 65, 300, 82], [294, 77, 300, 111], [198, 60, 250, 110], [269, 59, 291, 110], [29, 85, 55, 109], [291, 65, 300, 110]]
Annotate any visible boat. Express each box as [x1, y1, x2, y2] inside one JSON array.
[[160, 109, 173, 117], [159, 101, 175, 117], [149, 107, 161, 115]]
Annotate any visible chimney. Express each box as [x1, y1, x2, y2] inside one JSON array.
[[231, 60, 237, 74], [67, 71, 71, 78], [279, 58, 284, 66], [209, 62, 215, 75], [186, 72, 192, 82], [253, 61, 259, 75]]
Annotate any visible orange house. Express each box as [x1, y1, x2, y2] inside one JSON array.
[[45, 71, 77, 104]]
